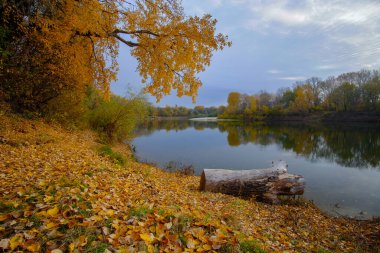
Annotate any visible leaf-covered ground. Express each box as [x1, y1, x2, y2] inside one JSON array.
[[0, 114, 379, 252]]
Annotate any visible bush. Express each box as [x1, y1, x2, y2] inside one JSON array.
[[86, 93, 148, 143]]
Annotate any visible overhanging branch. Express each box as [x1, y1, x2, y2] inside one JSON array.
[[113, 29, 160, 37], [111, 33, 140, 47]]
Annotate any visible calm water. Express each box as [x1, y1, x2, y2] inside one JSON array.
[[132, 119, 380, 219]]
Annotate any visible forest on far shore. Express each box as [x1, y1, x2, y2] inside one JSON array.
[[151, 69, 380, 120]]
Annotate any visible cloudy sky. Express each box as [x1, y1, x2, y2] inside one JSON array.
[[111, 0, 380, 107]]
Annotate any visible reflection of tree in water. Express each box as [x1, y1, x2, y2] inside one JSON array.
[[219, 122, 380, 169], [135, 119, 380, 169], [134, 119, 218, 136]]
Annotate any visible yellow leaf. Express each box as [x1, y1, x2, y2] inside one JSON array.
[[39, 181, 46, 187], [106, 209, 114, 216], [69, 243, 75, 253], [202, 244, 212, 250], [46, 222, 58, 229], [47, 206, 59, 217], [148, 244, 155, 253], [26, 243, 41, 252], [10, 234, 23, 250], [44, 196, 54, 202], [78, 235, 87, 247], [140, 233, 154, 244]]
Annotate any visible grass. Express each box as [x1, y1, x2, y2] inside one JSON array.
[[97, 145, 126, 165], [239, 240, 265, 253], [130, 206, 153, 218]]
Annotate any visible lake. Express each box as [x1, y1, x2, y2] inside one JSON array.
[[132, 119, 380, 219]]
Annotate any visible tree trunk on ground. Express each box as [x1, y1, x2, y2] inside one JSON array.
[[200, 161, 305, 204]]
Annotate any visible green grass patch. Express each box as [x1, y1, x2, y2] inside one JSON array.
[[130, 206, 153, 218], [239, 239, 265, 253], [0, 201, 22, 212], [97, 145, 126, 165]]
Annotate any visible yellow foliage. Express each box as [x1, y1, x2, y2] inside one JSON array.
[[291, 85, 315, 112], [1, 0, 230, 111], [226, 92, 241, 114]]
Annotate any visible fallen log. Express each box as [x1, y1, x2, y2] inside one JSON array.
[[200, 161, 305, 204]]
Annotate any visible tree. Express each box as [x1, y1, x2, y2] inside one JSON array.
[[362, 77, 380, 111], [290, 85, 315, 112], [305, 77, 322, 106], [226, 92, 241, 115], [0, 0, 230, 111], [257, 91, 273, 111], [276, 88, 295, 108], [328, 83, 358, 111], [244, 95, 257, 115]]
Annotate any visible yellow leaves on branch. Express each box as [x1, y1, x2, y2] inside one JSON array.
[[124, 0, 231, 101], [2, 0, 230, 110]]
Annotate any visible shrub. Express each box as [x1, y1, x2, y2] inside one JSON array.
[[86, 93, 148, 143]]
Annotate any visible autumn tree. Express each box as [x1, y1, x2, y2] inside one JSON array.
[[362, 77, 380, 111], [0, 0, 230, 112], [328, 83, 359, 111], [226, 92, 241, 115], [290, 85, 315, 112], [244, 95, 257, 115]]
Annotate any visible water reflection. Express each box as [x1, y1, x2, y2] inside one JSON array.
[[136, 120, 380, 170]]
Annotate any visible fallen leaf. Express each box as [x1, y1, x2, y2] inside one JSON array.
[[140, 233, 154, 244], [0, 239, 10, 250], [26, 242, 41, 252], [0, 214, 9, 222], [47, 206, 59, 217], [10, 234, 23, 250]]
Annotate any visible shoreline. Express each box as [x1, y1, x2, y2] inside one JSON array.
[[219, 111, 380, 123]]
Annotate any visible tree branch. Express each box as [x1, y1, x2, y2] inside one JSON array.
[[74, 30, 140, 47], [113, 29, 160, 37], [111, 33, 140, 47]]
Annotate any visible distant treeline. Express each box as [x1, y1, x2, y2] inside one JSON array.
[[149, 69, 380, 120], [222, 69, 380, 119], [148, 105, 226, 118]]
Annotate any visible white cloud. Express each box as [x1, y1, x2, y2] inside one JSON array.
[[242, 0, 380, 31], [209, 0, 223, 7], [317, 65, 336, 70], [237, 0, 380, 70], [278, 76, 306, 81], [267, 69, 281, 74]]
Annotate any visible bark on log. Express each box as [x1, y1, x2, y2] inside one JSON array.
[[200, 161, 305, 204]]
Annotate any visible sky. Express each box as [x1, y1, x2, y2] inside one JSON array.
[[111, 0, 380, 107]]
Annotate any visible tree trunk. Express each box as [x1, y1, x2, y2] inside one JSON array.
[[200, 161, 305, 204]]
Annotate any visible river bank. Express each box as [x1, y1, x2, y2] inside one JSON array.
[[0, 113, 379, 252], [264, 111, 380, 123]]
